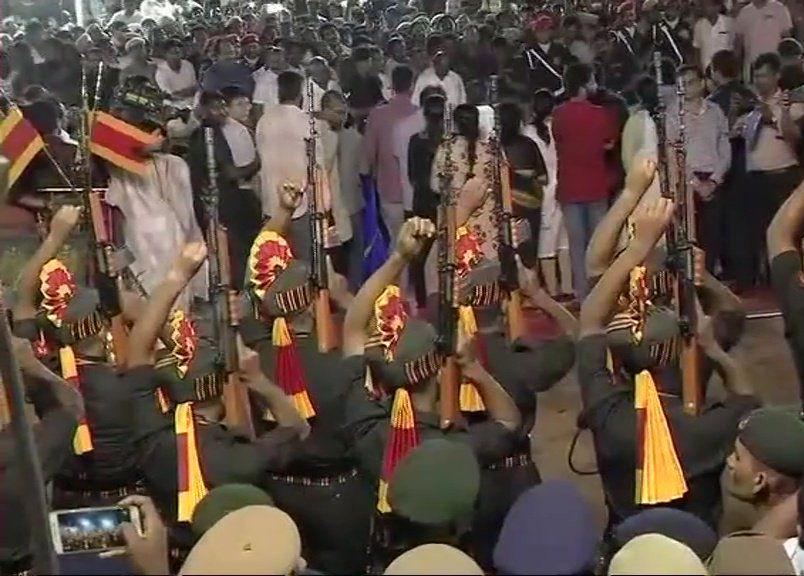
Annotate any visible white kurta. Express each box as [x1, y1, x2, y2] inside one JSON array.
[[104, 154, 207, 311], [522, 122, 568, 258]]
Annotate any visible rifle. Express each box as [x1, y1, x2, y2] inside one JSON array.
[[203, 127, 255, 439], [488, 75, 525, 343], [305, 79, 336, 353], [651, 53, 700, 415], [436, 110, 459, 430], [79, 67, 129, 367]]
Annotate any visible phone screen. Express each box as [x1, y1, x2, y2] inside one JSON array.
[[52, 507, 132, 554]]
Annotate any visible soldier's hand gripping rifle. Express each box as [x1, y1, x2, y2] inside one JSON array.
[[305, 79, 337, 353], [488, 75, 525, 343], [204, 127, 255, 438], [436, 111, 459, 430], [651, 52, 701, 415], [79, 66, 129, 367]]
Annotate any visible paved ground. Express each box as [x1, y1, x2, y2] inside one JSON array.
[[531, 315, 800, 527]]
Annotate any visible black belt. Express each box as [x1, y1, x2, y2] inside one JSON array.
[[485, 452, 533, 471], [55, 481, 145, 501], [269, 467, 359, 487]]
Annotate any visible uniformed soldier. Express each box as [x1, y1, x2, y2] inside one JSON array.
[[577, 197, 761, 529], [123, 242, 308, 552], [238, 185, 374, 575], [608, 0, 645, 93], [641, 0, 692, 67], [0, 334, 84, 576], [341, 217, 523, 570], [450, 229, 576, 569], [11, 205, 143, 509], [520, 11, 571, 96]]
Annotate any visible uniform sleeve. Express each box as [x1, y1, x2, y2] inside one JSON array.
[[342, 355, 387, 442], [576, 334, 630, 425], [456, 421, 520, 466], [32, 408, 79, 479], [124, 365, 170, 440], [223, 426, 304, 480]]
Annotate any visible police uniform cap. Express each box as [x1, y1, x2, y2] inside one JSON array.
[[608, 534, 707, 575], [191, 484, 274, 537], [388, 439, 480, 526], [614, 507, 717, 560], [384, 544, 483, 575], [738, 406, 804, 478], [493, 481, 598, 575], [179, 506, 301, 576]]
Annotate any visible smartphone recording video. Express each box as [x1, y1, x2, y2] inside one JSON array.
[[49, 506, 140, 555]]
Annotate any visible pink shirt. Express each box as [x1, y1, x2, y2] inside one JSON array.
[[363, 94, 418, 204]]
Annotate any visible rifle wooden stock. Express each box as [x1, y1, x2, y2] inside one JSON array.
[[216, 225, 255, 439], [439, 355, 459, 429], [314, 287, 336, 352], [505, 288, 525, 343], [681, 335, 702, 415]]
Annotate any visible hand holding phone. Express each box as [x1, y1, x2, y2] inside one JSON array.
[[49, 505, 142, 555], [115, 495, 170, 576]]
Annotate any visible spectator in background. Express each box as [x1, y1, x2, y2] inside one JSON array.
[[693, 0, 735, 73], [552, 62, 617, 299], [108, 0, 144, 26], [201, 35, 255, 96], [118, 36, 156, 85], [362, 66, 418, 249], [239, 34, 263, 72], [735, 0, 792, 79], [412, 49, 467, 114], [252, 46, 285, 113], [345, 45, 385, 123], [155, 37, 197, 109]]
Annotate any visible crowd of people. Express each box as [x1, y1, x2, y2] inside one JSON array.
[[0, 0, 803, 573]]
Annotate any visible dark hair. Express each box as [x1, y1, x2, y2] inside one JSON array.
[[220, 85, 249, 103], [634, 74, 658, 108], [319, 22, 337, 33], [677, 64, 703, 80], [21, 99, 59, 135], [391, 65, 414, 92], [780, 63, 804, 90], [454, 104, 479, 175], [321, 89, 345, 110], [779, 38, 804, 59], [499, 102, 522, 144], [711, 49, 739, 79], [425, 33, 444, 56], [199, 90, 225, 108], [352, 45, 373, 63], [563, 15, 580, 28], [753, 52, 782, 74], [418, 84, 446, 106], [108, 20, 127, 31], [563, 62, 592, 97], [163, 37, 183, 51], [277, 70, 303, 103]]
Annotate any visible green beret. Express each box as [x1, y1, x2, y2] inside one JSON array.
[[191, 484, 274, 537], [366, 318, 441, 390], [155, 344, 225, 404], [389, 439, 480, 526], [607, 305, 679, 373], [458, 261, 502, 308], [739, 406, 804, 477], [38, 288, 106, 346]]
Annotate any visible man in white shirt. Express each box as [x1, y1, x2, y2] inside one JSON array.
[[302, 57, 341, 112], [256, 70, 322, 258], [252, 46, 285, 113], [693, 0, 735, 72], [155, 38, 196, 108], [108, 0, 144, 25], [735, 0, 792, 77], [411, 50, 467, 114]]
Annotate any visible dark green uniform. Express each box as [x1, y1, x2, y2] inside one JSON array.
[[466, 330, 576, 569], [251, 328, 374, 575]]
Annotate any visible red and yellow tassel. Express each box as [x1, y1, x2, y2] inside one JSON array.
[[457, 305, 486, 413], [175, 402, 208, 522], [377, 388, 419, 513], [59, 346, 93, 455], [634, 370, 688, 504], [272, 317, 316, 419]]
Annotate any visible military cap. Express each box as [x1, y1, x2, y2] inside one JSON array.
[[388, 439, 480, 526], [738, 406, 804, 477], [708, 532, 795, 575], [36, 259, 107, 346], [247, 230, 312, 319], [191, 484, 274, 537], [457, 260, 502, 308], [384, 544, 483, 575], [608, 534, 707, 575], [180, 506, 301, 576], [614, 508, 718, 560], [607, 304, 679, 373], [154, 311, 224, 404], [494, 481, 598, 575]]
